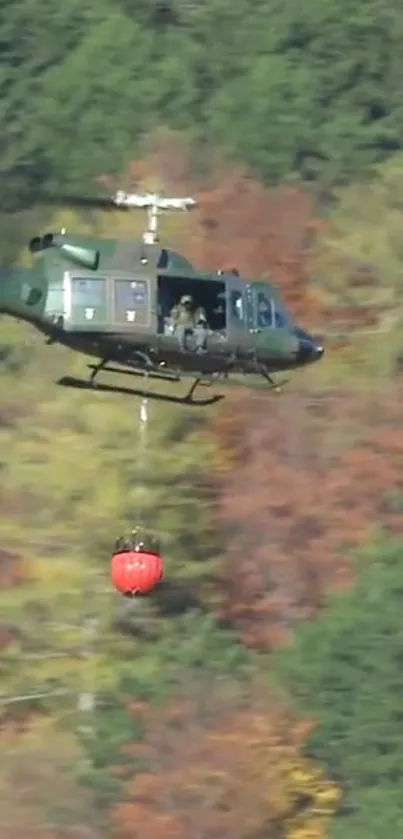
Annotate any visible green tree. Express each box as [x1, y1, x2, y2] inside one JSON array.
[[208, 0, 403, 184], [0, 0, 116, 198], [274, 536, 403, 838], [312, 153, 403, 377], [5, 0, 403, 198]]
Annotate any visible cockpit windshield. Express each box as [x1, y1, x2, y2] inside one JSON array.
[[256, 285, 290, 328]]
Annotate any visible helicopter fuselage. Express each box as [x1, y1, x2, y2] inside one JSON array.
[[0, 234, 324, 387]]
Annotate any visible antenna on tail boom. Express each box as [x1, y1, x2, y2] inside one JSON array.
[[112, 192, 197, 245]]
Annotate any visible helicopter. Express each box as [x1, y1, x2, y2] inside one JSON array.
[[0, 190, 324, 404]]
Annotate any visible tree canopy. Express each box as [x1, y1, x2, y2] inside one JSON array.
[[4, 0, 403, 200], [5, 1, 403, 836], [274, 538, 403, 838]]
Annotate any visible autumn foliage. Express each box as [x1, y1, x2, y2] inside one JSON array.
[[126, 135, 323, 327], [123, 140, 403, 652], [112, 684, 339, 839], [4, 139, 403, 839], [212, 382, 403, 650]]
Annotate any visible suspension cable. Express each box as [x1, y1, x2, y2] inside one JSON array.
[[135, 374, 149, 530]]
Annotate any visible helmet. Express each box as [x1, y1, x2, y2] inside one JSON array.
[[180, 295, 192, 305]]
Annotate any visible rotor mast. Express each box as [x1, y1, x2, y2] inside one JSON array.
[[112, 191, 197, 245]]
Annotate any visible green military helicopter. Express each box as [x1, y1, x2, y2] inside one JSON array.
[[0, 190, 324, 404]]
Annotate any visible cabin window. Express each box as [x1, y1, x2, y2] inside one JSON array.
[[21, 284, 43, 306], [157, 249, 169, 269], [71, 277, 107, 307], [45, 282, 64, 317], [70, 276, 108, 326], [157, 275, 227, 335], [113, 279, 149, 327]]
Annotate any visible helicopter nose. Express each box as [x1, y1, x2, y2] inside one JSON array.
[[295, 329, 324, 365], [313, 342, 324, 360]]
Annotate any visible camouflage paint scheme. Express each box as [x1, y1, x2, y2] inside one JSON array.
[[0, 233, 324, 387]]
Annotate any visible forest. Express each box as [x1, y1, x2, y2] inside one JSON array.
[[3, 1, 403, 837]]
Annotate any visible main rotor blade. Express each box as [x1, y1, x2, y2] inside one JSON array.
[[40, 194, 129, 211]]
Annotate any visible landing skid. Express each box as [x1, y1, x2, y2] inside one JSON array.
[[88, 360, 221, 398], [56, 375, 223, 407], [87, 363, 181, 385], [93, 363, 215, 387], [56, 355, 287, 403], [259, 367, 289, 392], [86, 361, 218, 402], [87, 352, 162, 385]]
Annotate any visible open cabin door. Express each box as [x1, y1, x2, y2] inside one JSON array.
[[157, 273, 228, 353]]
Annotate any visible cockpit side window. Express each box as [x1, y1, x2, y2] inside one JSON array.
[[257, 291, 274, 327], [274, 308, 286, 326], [253, 282, 290, 328], [272, 290, 290, 327]]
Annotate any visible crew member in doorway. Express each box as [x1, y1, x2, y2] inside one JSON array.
[[170, 294, 195, 350]]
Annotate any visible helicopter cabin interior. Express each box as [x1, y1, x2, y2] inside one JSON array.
[[157, 274, 229, 336], [156, 273, 290, 336]]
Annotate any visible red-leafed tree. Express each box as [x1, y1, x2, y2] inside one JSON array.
[[213, 383, 403, 650], [111, 683, 339, 839], [123, 133, 324, 327]]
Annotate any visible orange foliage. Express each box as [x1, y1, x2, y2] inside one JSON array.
[[125, 137, 403, 650], [112, 684, 339, 839], [192, 175, 321, 327], [125, 134, 323, 328], [117, 134, 384, 338], [212, 383, 403, 650]]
